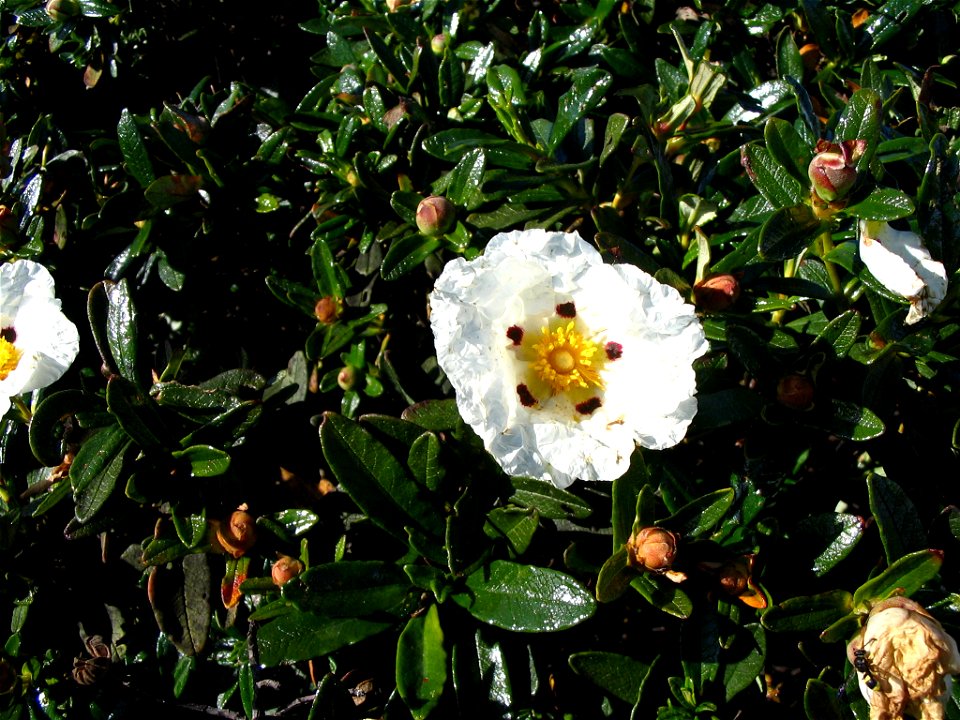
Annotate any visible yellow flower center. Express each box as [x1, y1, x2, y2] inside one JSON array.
[[530, 321, 603, 394], [0, 337, 22, 381]]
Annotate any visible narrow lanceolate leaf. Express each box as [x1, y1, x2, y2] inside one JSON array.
[[452, 560, 595, 632], [867, 473, 927, 564], [70, 424, 131, 523], [396, 605, 447, 720], [282, 561, 416, 618], [548, 67, 612, 153], [117, 108, 155, 188], [847, 188, 915, 221], [106, 375, 171, 453], [148, 554, 211, 656], [660, 488, 735, 539], [319, 413, 445, 558], [257, 611, 392, 666], [741, 144, 805, 209], [852, 549, 943, 611], [833, 89, 881, 167], [813, 310, 862, 360], [722, 623, 766, 702], [795, 513, 866, 576], [630, 574, 692, 619], [761, 590, 853, 633], [105, 279, 141, 385], [758, 204, 823, 260], [569, 651, 655, 704]]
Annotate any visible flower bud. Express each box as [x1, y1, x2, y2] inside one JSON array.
[[314, 296, 342, 324], [626, 526, 678, 573], [776, 373, 815, 410], [337, 366, 357, 391], [216, 507, 257, 558], [693, 273, 740, 312], [45, 0, 80, 21], [430, 33, 448, 55], [271, 556, 304, 586], [808, 139, 866, 203], [848, 596, 960, 720], [416, 196, 456, 236]]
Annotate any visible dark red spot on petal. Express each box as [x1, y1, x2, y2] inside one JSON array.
[[0, 327, 15, 343], [555, 302, 576, 318], [506, 325, 524, 345], [576, 397, 602, 415], [516, 384, 537, 407], [605, 341, 623, 360]]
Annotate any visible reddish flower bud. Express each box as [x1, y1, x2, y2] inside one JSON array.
[[694, 273, 741, 312], [776, 373, 815, 411], [416, 196, 456, 236], [808, 139, 866, 202], [337, 366, 357, 391], [314, 296, 342, 324], [215, 507, 257, 558], [626, 526, 678, 573], [271, 556, 304, 586]]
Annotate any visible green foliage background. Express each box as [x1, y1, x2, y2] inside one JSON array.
[[1, 0, 959, 718]]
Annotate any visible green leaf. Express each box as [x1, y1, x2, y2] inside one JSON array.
[[867, 473, 927, 565], [171, 445, 231, 477], [117, 109, 155, 188], [105, 279, 141, 385], [811, 400, 885, 441], [452, 560, 595, 632], [484, 507, 538, 555], [106, 375, 170, 453], [630, 574, 692, 619], [814, 310, 862, 359], [596, 547, 636, 603], [761, 590, 854, 633], [846, 188, 915, 221], [568, 651, 655, 704], [758, 204, 823, 260], [320, 413, 445, 557], [852, 549, 943, 610], [508, 476, 592, 520], [257, 611, 393, 666], [148, 554, 211, 656], [741, 143, 805, 209], [401, 399, 462, 431], [548, 67, 612, 153], [763, 117, 809, 184], [803, 678, 846, 720], [396, 605, 447, 720], [833, 89, 881, 167], [601, 113, 630, 166], [444, 148, 486, 209], [238, 662, 255, 719], [722, 623, 766, 702], [858, 0, 928, 49], [612, 453, 649, 549], [795, 513, 866, 576], [381, 233, 442, 281], [282, 561, 415, 618], [28, 390, 98, 467], [70, 424, 131, 523], [660, 488, 735, 539], [144, 174, 203, 209]]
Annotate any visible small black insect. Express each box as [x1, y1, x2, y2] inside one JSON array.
[[853, 645, 878, 689]]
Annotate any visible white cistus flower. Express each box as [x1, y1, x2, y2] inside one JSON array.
[[859, 220, 948, 325], [429, 229, 708, 487], [0, 260, 80, 417], [848, 596, 960, 720]]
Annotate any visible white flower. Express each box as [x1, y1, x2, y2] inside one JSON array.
[[0, 260, 80, 417], [849, 596, 960, 720], [429, 229, 708, 487], [859, 220, 948, 325]]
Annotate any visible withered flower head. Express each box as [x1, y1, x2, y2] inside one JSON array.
[[626, 526, 678, 573], [848, 596, 960, 720], [215, 506, 257, 558], [693, 273, 741, 312]]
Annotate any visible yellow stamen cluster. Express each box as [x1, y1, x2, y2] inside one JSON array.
[[531, 321, 603, 394], [0, 337, 22, 381]]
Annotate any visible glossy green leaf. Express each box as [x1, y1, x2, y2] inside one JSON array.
[[612, 453, 648, 549], [452, 560, 595, 632], [396, 605, 447, 720], [568, 651, 654, 704], [106, 375, 170, 453], [508, 476, 592, 520], [548, 67, 612, 153], [722, 623, 766, 702], [814, 310, 862, 359], [630, 574, 692, 619], [484, 507, 538, 555], [660, 488, 735, 539], [795, 513, 866, 576], [846, 188, 915, 221], [803, 678, 846, 720], [741, 143, 805, 209], [104, 279, 141, 385], [70, 424, 131, 523], [852, 549, 943, 610], [763, 117, 809, 184], [401, 399, 462, 431], [117, 109, 155, 188], [144, 174, 203, 209], [171, 445, 231, 477], [444, 148, 486, 209], [867, 473, 927, 565], [833, 89, 881, 167], [282, 561, 415, 618], [758, 204, 823, 260], [257, 611, 393, 666], [320, 412, 445, 557], [596, 547, 636, 603], [761, 590, 854, 633], [28, 390, 98, 466], [858, 0, 927, 49], [381, 233, 442, 281], [821, 400, 885, 441]]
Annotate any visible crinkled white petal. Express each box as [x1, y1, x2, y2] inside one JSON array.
[[429, 229, 708, 487], [0, 260, 80, 417], [859, 220, 948, 325]]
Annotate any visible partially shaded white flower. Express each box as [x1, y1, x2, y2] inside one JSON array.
[[0, 260, 80, 417], [859, 220, 948, 325], [429, 229, 708, 487], [848, 596, 960, 720]]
